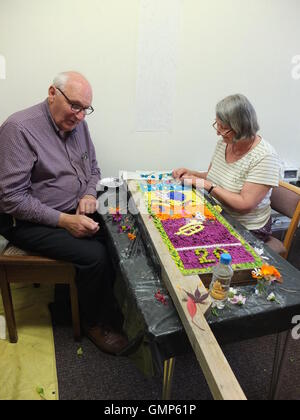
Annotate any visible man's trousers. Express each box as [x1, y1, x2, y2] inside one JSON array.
[[3, 217, 117, 327]]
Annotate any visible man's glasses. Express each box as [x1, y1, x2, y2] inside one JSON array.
[[55, 87, 94, 115], [212, 121, 232, 136]]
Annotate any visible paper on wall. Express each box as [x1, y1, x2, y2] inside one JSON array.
[[135, 0, 181, 132]]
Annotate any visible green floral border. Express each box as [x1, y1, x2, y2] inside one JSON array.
[[137, 183, 263, 276]]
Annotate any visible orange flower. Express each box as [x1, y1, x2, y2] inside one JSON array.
[[203, 207, 216, 220], [261, 265, 281, 279], [128, 233, 136, 241], [252, 265, 282, 285]]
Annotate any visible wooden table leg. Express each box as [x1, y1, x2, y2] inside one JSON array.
[[69, 281, 81, 342], [269, 330, 290, 400], [0, 273, 18, 343], [162, 357, 176, 400]]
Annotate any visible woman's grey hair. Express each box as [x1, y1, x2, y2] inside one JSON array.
[[53, 72, 70, 90], [216, 94, 260, 141]]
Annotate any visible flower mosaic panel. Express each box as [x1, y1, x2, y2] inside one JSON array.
[[139, 180, 262, 275]]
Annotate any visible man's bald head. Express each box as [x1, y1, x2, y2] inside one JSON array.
[[48, 71, 93, 132], [54, 71, 91, 91]]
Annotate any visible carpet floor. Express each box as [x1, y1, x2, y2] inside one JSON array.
[[53, 324, 300, 400]]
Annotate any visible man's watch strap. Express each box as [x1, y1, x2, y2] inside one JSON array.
[[208, 183, 217, 194]]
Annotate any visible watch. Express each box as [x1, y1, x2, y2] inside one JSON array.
[[208, 183, 217, 195]]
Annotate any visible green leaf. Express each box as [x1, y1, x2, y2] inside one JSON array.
[[211, 307, 219, 318], [36, 386, 46, 400], [77, 347, 83, 357]]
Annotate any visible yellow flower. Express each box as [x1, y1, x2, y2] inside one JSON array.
[[213, 205, 223, 214]]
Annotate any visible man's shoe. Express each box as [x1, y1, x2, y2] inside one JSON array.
[[83, 324, 129, 355]]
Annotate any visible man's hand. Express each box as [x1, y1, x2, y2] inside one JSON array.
[[58, 213, 99, 238], [76, 195, 98, 215]]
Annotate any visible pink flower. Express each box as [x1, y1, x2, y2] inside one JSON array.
[[229, 294, 246, 306]]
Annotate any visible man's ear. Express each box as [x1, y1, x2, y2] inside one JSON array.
[[48, 85, 56, 104]]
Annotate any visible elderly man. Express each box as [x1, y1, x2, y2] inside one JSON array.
[[0, 71, 128, 355]]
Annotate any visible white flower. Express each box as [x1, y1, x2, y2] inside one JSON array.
[[267, 292, 276, 302], [254, 247, 264, 256], [228, 288, 238, 299], [252, 268, 262, 278], [253, 248, 270, 260], [195, 212, 206, 221]]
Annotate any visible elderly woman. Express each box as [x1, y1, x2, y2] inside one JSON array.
[[173, 94, 280, 241]]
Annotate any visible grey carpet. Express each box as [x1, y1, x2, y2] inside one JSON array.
[[53, 325, 300, 400]]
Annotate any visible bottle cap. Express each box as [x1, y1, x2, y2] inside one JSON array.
[[220, 253, 232, 265]]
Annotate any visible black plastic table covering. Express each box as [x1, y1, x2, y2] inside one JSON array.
[[99, 186, 300, 376]]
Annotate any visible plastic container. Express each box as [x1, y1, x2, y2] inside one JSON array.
[[209, 253, 233, 309]]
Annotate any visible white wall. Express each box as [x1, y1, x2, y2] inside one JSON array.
[[1, 0, 300, 177]]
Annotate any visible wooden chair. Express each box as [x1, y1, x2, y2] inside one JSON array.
[[266, 181, 300, 259], [0, 244, 81, 343]]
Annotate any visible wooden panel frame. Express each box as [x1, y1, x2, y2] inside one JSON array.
[[128, 180, 246, 400]]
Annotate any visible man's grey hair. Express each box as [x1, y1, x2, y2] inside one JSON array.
[[216, 94, 260, 141], [53, 72, 70, 90]]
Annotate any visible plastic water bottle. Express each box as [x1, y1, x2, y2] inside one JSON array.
[[209, 253, 233, 310]]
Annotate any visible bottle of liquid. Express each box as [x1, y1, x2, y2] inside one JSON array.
[[209, 253, 233, 310]]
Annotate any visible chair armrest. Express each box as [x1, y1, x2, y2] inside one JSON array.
[[279, 180, 300, 195]]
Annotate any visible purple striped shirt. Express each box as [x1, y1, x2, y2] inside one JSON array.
[[0, 100, 101, 227]]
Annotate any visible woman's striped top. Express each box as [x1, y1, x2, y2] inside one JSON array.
[[207, 138, 280, 230]]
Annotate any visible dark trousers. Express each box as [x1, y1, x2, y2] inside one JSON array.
[[3, 215, 118, 327]]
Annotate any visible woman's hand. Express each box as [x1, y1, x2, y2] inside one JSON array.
[[181, 175, 205, 189], [172, 168, 192, 180]]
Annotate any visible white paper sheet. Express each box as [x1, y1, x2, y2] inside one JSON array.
[[136, 0, 182, 132], [120, 169, 173, 180]]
